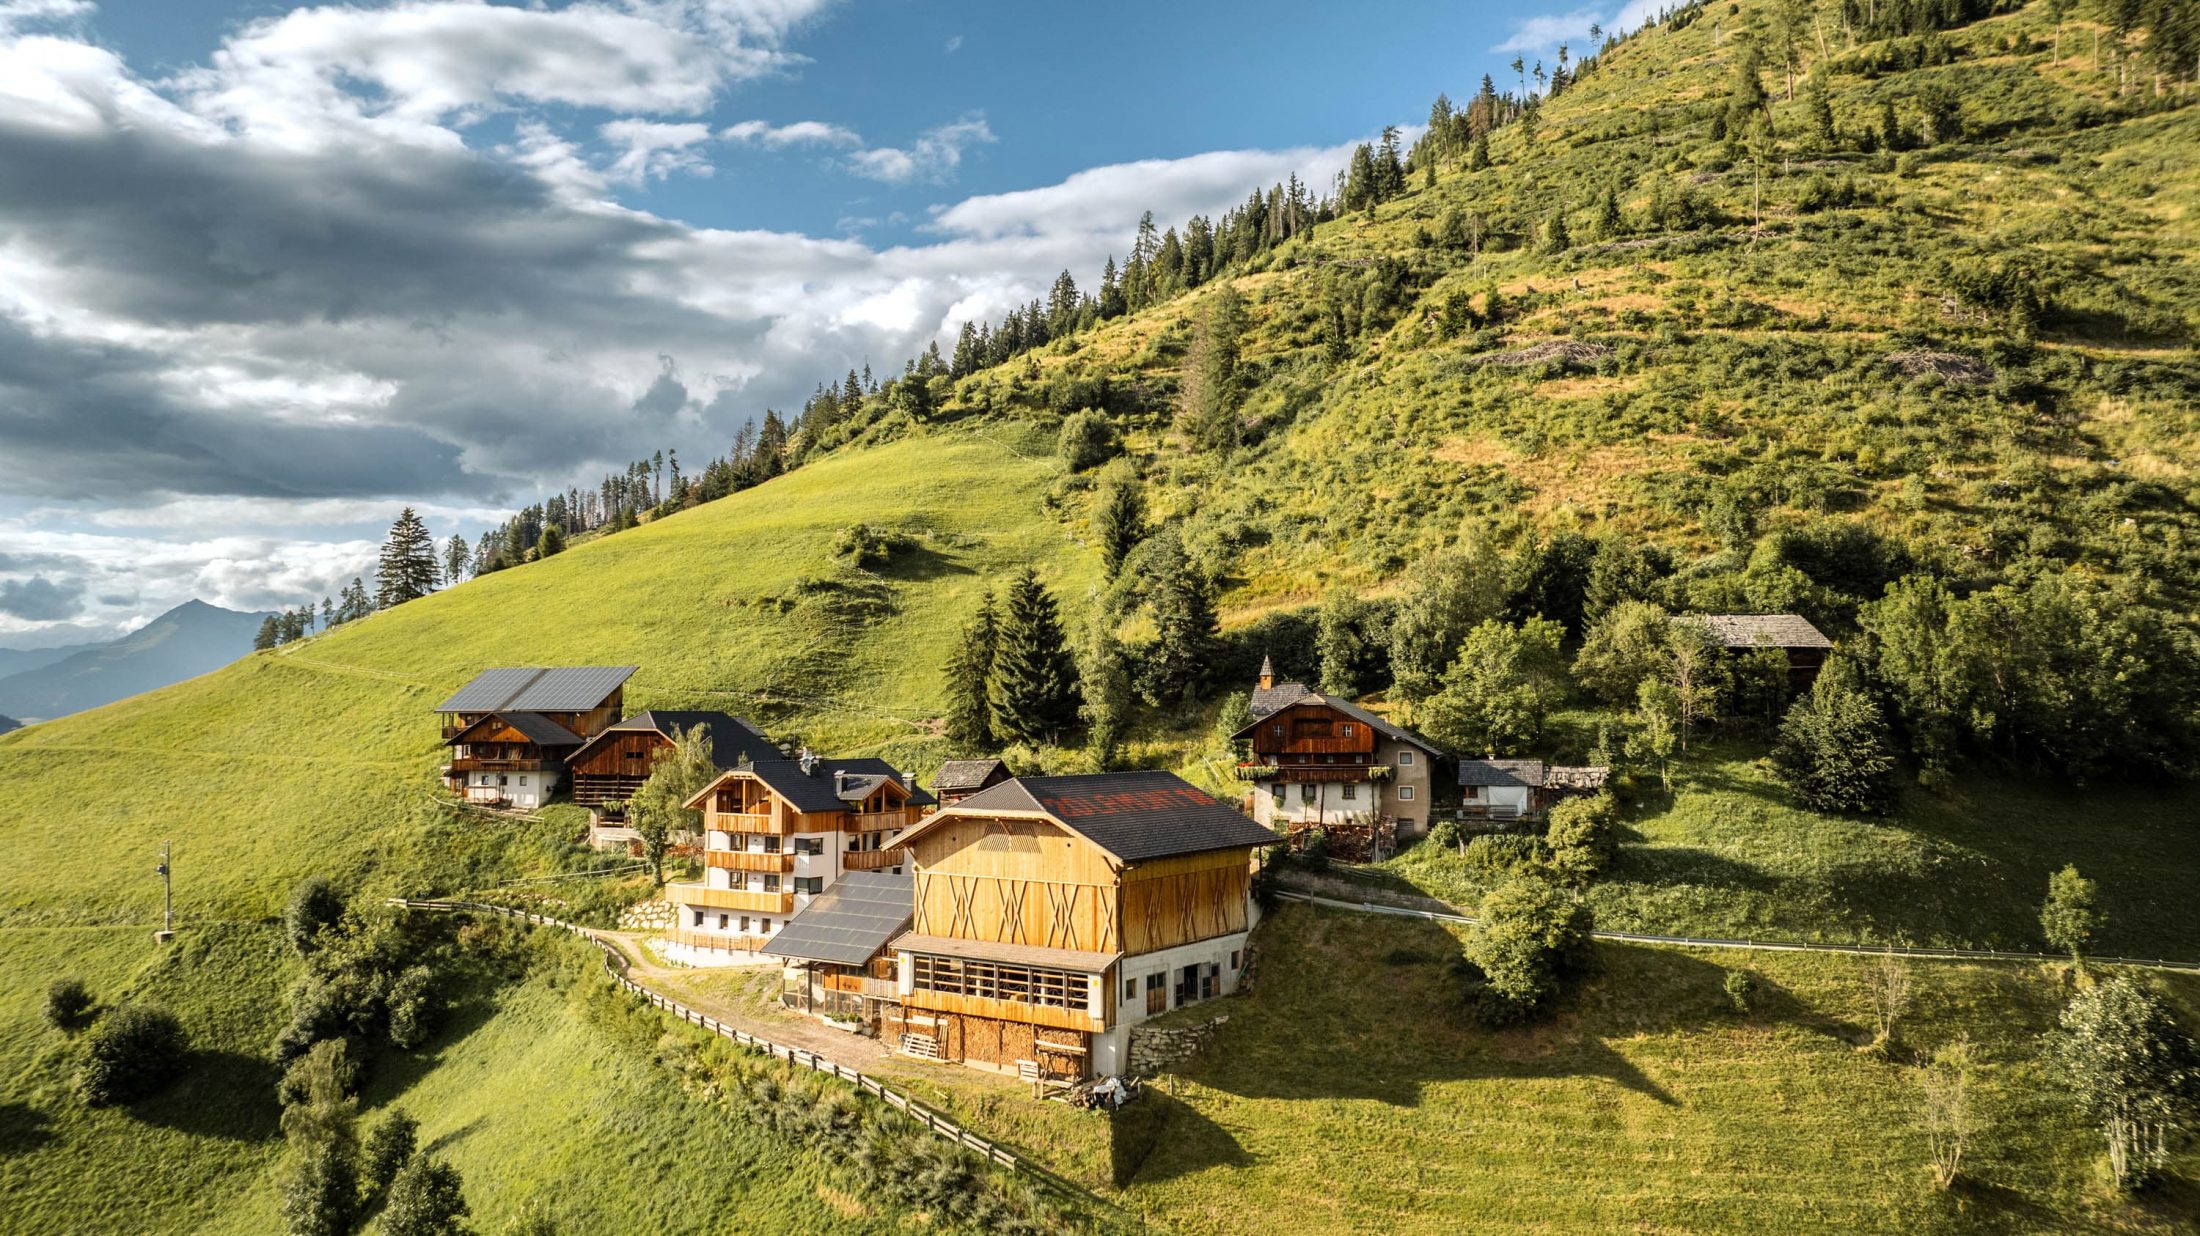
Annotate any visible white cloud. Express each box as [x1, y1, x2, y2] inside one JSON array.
[[0, 0, 91, 34], [929, 142, 1361, 242], [848, 115, 993, 184], [944, 34, 962, 53], [601, 118, 716, 183], [1494, 0, 1662, 54], [720, 117, 859, 147]]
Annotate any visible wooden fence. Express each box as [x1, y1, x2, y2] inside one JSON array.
[[386, 899, 1029, 1169]]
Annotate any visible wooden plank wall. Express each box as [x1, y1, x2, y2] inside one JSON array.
[[1119, 850, 1253, 957], [909, 816, 1119, 952]]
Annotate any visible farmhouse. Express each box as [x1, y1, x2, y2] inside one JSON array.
[[1455, 759, 1610, 824], [931, 758, 1013, 806], [1234, 657, 1445, 849], [764, 870, 913, 1031], [567, 710, 775, 811], [1679, 613, 1833, 685], [434, 666, 635, 810], [883, 770, 1276, 1081], [661, 751, 932, 964]]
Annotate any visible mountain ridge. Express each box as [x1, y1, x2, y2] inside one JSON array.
[[0, 599, 273, 722]]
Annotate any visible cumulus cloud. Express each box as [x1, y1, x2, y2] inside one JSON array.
[[848, 115, 993, 184], [721, 117, 859, 147], [0, 575, 84, 621], [601, 118, 716, 183], [0, 6, 1373, 640]]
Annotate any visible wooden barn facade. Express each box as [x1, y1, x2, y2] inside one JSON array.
[[1234, 658, 1445, 855], [434, 667, 635, 810], [567, 710, 774, 813], [883, 771, 1276, 1081], [660, 752, 932, 965]]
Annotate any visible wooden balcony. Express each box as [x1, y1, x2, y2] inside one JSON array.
[[447, 756, 561, 775], [665, 926, 775, 953], [842, 847, 906, 872], [705, 810, 779, 832], [664, 883, 793, 914], [705, 849, 796, 874], [850, 810, 914, 831]]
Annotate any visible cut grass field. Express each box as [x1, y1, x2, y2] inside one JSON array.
[[1096, 903, 2200, 1234], [1384, 737, 2200, 958]]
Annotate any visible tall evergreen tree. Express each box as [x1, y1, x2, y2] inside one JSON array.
[[442, 535, 470, 586], [1137, 529, 1221, 706], [1092, 462, 1146, 581], [943, 592, 1000, 752], [988, 570, 1080, 745], [1178, 284, 1247, 454], [374, 508, 438, 608]]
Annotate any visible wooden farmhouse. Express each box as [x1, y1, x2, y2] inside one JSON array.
[[661, 752, 932, 964], [882, 770, 1277, 1081], [763, 871, 913, 1030], [1456, 759, 1610, 825], [567, 710, 774, 811], [1679, 614, 1833, 685], [931, 758, 1012, 807], [1233, 657, 1445, 853], [435, 666, 635, 810]]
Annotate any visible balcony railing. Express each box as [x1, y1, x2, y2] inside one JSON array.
[[664, 883, 793, 914], [705, 850, 796, 874], [447, 756, 560, 774], [842, 848, 906, 872], [664, 926, 775, 953], [705, 810, 778, 831]]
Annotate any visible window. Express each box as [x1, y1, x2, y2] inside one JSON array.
[[1270, 723, 1284, 738], [761, 919, 772, 933], [761, 835, 781, 853], [1299, 784, 1316, 804], [795, 877, 824, 895], [794, 836, 825, 856], [911, 956, 1091, 1011], [718, 914, 728, 929], [1124, 976, 1137, 1001], [692, 910, 704, 927], [1398, 751, 1415, 766], [1146, 978, 1166, 1014], [1230, 951, 1242, 970], [762, 874, 781, 892], [1270, 783, 1284, 805], [739, 916, 751, 932], [1464, 785, 1481, 800], [517, 776, 527, 787], [1399, 786, 1416, 801], [1341, 783, 1357, 801], [1342, 723, 1356, 738]]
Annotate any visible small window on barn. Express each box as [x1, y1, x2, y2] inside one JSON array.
[[1342, 724, 1356, 737], [1230, 951, 1242, 970], [1124, 977, 1137, 1001], [1341, 783, 1357, 800]]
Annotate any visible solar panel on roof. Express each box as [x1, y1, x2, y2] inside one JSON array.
[[764, 872, 914, 966], [434, 666, 635, 712]]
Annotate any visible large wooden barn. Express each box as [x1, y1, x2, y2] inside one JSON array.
[[660, 752, 932, 964], [882, 770, 1277, 1081], [434, 666, 635, 810]]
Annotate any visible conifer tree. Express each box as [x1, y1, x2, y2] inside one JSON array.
[[1077, 606, 1133, 767], [442, 535, 469, 585], [1594, 188, 1623, 239], [1469, 132, 1491, 171], [943, 592, 1000, 752], [1091, 462, 1145, 582], [1137, 530, 1221, 706], [1178, 285, 1247, 454], [375, 508, 439, 608], [988, 570, 1080, 745], [534, 524, 565, 560], [254, 615, 280, 651]]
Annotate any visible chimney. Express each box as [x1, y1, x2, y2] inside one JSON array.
[[1257, 654, 1275, 691], [834, 769, 848, 793], [902, 771, 914, 790], [799, 747, 817, 776]]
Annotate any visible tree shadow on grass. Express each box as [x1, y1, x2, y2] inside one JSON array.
[[1609, 846, 1784, 895], [1107, 1088, 1251, 1187], [132, 1051, 282, 1142], [355, 985, 503, 1107], [873, 543, 975, 582], [0, 1102, 54, 1157]]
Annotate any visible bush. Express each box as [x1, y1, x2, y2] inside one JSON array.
[[1724, 969, 1755, 1014], [1464, 877, 1593, 1025], [77, 1004, 189, 1105], [279, 1142, 359, 1236], [380, 1154, 470, 1236], [1542, 793, 1619, 885], [363, 1108, 420, 1199], [1056, 409, 1120, 471], [828, 522, 912, 569], [286, 877, 347, 956], [1463, 833, 1546, 874], [1424, 818, 1464, 852], [43, 978, 95, 1032], [1295, 828, 1332, 872], [387, 965, 440, 1050]]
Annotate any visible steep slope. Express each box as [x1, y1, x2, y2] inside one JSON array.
[[0, 601, 272, 722]]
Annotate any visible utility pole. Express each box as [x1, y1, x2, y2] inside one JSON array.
[[154, 841, 174, 943]]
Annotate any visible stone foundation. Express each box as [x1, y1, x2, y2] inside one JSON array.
[[1127, 1013, 1228, 1077], [619, 897, 677, 931]]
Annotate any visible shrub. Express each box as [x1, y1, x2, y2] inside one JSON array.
[[380, 1154, 471, 1236], [1464, 877, 1593, 1025], [1424, 818, 1465, 853], [1295, 828, 1332, 872], [1724, 969, 1755, 1014], [43, 978, 95, 1032], [1463, 833, 1546, 874], [1056, 409, 1120, 471], [1772, 656, 1899, 815], [286, 877, 346, 956], [828, 522, 911, 569], [77, 1004, 189, 1105], [387, 965, 440, 1050], [362, 1108, 420, 1199], [1543, 793, 1619, 885], [279, 1142, 359, 1236]]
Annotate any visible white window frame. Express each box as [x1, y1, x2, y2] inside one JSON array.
[[1399, 786, 1416, 801], [1397, 750, 1415, 766]]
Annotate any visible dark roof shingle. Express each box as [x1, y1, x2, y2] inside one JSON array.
[[568, 711, 775, 772], [1233, 689, 1446, 756], [435, 666, 637, 713], [764, 872, 914, 966], [692, 757, 936, 813], [949, 771, 1277, 863], [1679, 614, 1833, 650], [1457, 758, 1548, 788], [933, 758, 1009, 792]]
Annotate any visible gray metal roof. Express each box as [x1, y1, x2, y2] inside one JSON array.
[[946, 771, 1278, 863], [434, 666, 637, 713], [1457, 759, 1549, 788], [1679, 614, 1833, 650], [764, 872, 914, 967]]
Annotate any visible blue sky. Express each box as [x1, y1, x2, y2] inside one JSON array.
[[0, 0, 1637, 644]]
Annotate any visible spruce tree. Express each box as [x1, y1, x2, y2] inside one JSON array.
[[1594, 188, 1623, 240], [254, 615, 280, 651], [988, 569, 1080, 746], [535, 524, 565, 560], [942, 592, 1000, 752], [442, 535, 469, 585], [1469, 132, 1491, 171], [375, 508, 439, 608], [1077, 607, 1133, 767], [1092, 462, 1145, 581], [1178, 285, 1247, 454], [1137, 530, 1221, 706]]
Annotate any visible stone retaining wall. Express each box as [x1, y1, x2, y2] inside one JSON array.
[[1128, 1013, 1228, 1077], [620, 897, 677, 931]]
